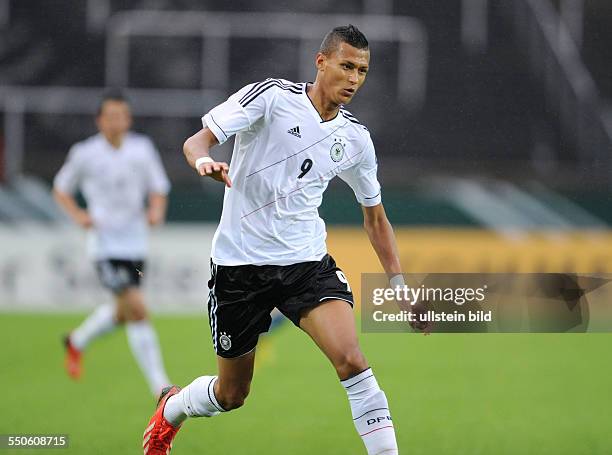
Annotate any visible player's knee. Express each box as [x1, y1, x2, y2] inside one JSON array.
[[221, 395, 246, 410], [121, 291, 147, 321], [123, 305, 147, 321], [335, 348, 368, 379], [129, 304, 148, 321], [217, 385, 251, 411]]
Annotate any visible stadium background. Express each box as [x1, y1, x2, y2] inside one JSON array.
[[1, 0, 611, 454]]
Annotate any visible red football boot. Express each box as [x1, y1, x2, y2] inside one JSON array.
[[63, 335, 82, 380], [143, 386, 182, 455]]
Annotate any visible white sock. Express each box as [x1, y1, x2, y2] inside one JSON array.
[[342, 368, 399, 455], [163, 376, 225, 426], [126, 320, 171, 395], [70, 303, 117, 351]]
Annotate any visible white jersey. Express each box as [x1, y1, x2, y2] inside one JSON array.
[[203, 78, 382, 266], [54, 132, 170, 260]]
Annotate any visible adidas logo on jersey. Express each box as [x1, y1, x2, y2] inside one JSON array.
[[287, 126, 301, 138]]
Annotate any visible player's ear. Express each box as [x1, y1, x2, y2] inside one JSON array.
[[315, 52, 326, 71]]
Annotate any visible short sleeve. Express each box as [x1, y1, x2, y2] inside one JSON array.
[[53, 145, 84, 194], [144, 139, 171, 195], [338, 137, 382, 207], [202, 79, 279, 144]]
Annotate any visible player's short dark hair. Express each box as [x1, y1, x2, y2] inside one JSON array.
[[319, 24, 369, 56], [97, 88, 129, 116]]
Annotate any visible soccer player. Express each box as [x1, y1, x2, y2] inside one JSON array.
[[144, 25, 407, 454], [54, 90, 172, 396]]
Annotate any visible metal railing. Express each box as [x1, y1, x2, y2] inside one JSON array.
[[0, 86, 225, 182], [0, 0, 9, 28], [1, 10, 428, 184], [505, 0, 612, 171], [105, 11, 428, 106], [86, 0, 398, 32]]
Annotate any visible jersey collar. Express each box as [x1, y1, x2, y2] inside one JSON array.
[[302, 83, 344, 125]]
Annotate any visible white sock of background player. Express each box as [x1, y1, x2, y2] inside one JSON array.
[[126, 320, 171, 396], [70, 303, 117, 351]]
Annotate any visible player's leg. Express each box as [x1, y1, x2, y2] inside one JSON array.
[[143, 261, 271, 454], [68, 259, 126, 351], [278, 255, 398, 454], [299, 299, 367, 379], [122, 288, 171, 395], [63, 260, 123, 379], [63, 303, 118, 379], [300, 299, 399, 455], [164, 260, 269, 420], [143, 352, 255, 455], [214, 350, 256, 409], [163, 350, 256, 426], [120, 273, 171, 396], [67, 303, 119, 352]]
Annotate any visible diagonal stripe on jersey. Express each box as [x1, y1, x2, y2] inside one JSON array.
[[241, 144, 366, 220], [246, 123, 348, 178]]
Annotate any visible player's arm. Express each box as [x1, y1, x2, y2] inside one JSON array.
[[53, 189, 92, 228], [183, 127, 232, 187], [147, 193, 168, 226], [188, 80, 278, 187], [362, 202, 431, 333], [145, 141, 171, 225], [362, 203, 402, 277], [340, 140, 401, 276], [53, 146, 91, 229]]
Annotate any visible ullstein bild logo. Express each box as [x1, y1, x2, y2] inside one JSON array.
[[361, 273, 612, 333]]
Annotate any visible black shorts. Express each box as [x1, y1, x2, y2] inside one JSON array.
[[207, 254, 354, 358], [95, 259, 144, 294]]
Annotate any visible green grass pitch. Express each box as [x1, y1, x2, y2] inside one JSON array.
[[1, 313, 610, 454]]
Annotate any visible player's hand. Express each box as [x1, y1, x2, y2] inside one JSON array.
[[409, 300, 433, 335], [197, 160, 232, 188], [74, 210, 93, 229]]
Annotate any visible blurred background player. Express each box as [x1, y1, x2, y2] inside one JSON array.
[[53, 90, 172, 396]]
